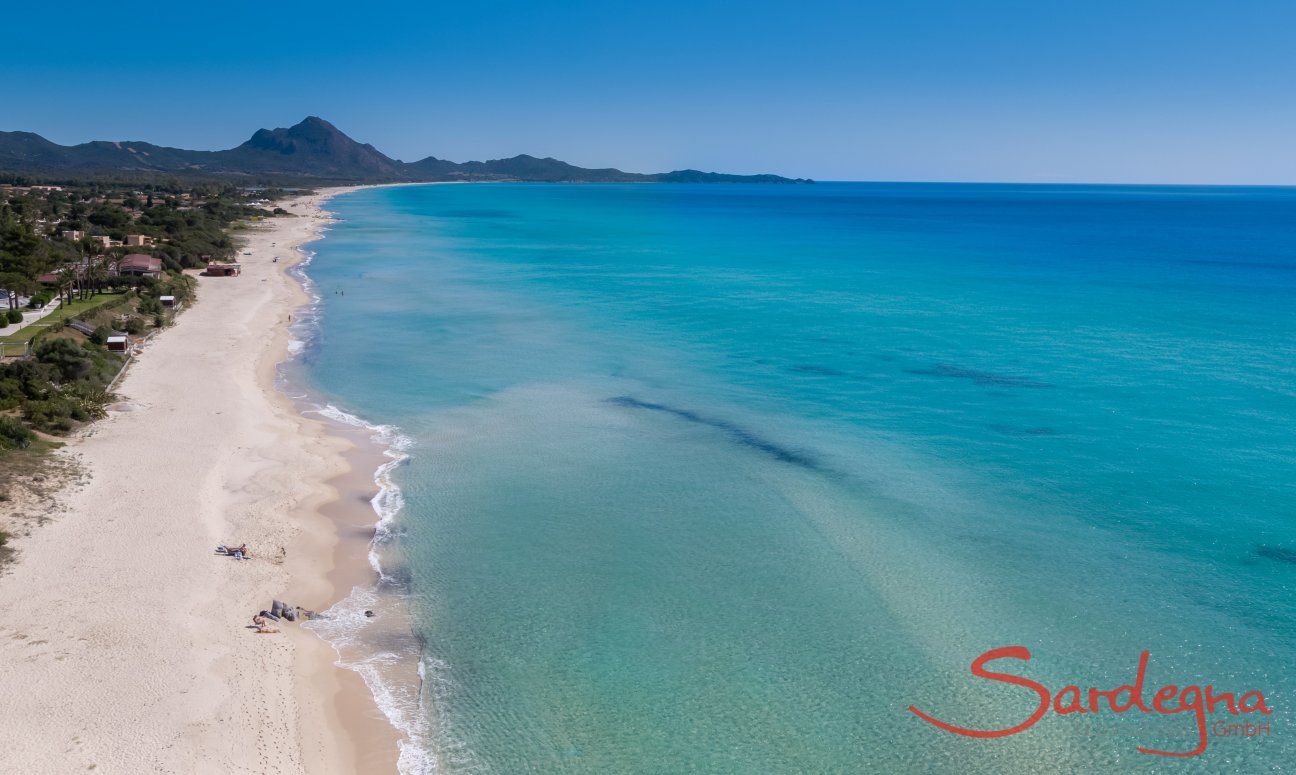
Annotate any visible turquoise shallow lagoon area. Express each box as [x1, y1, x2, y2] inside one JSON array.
[[300, 182, 1296, 773]]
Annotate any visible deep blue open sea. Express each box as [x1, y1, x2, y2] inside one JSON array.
[[297, 182, 1296, 773]]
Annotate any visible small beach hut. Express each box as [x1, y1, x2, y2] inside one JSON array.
[[160, 295, 176, 308], [205, 263, 241, 277], [106, 335, 128, 353]]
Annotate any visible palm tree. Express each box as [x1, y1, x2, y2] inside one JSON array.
[[104, 252, 123, 288], [87, 254, 109, 297], [56, 266, 77, 306]]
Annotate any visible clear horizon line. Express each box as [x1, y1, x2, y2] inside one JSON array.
[[8, 122, 1296, 189]]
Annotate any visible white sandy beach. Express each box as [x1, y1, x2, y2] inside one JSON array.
[[0, 189, 398, 773]]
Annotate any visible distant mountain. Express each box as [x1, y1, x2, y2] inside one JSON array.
[[0, 131, 218, 174], [0, 117, 811, 184], [220, 118, 407, 179]]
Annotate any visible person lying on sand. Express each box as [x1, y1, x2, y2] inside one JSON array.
[[216, 544, 251, 559]]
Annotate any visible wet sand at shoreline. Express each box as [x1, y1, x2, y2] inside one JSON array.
[[0, 188, 402, 773]]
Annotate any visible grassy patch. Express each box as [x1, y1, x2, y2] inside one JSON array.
[[0, 439, 62, 493], [0, 294, 128, 346], [0, 440, 69, 568]]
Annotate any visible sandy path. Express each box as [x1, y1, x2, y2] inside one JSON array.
[[0, 189, 389, 774]]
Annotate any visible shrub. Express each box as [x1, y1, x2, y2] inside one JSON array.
[[138, 296, 163, 316], [0, 318, 7, 330], [0, 362, 51, 402], [89, 325, 113, 345], [23, 397, 79, 433], [124, 317, 147, 335], [0, 416, 34, 450], [5, 310, 21, 324], [33, 339, 96, 382], [1, 339, 117, 435]]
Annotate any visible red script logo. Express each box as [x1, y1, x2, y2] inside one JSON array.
[[908, 646, 1272, 758]]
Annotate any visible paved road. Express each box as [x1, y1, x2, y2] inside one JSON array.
[[1, 297, 63, 336]]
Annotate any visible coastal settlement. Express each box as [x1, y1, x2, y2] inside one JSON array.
[[0, 180, 292, 558]]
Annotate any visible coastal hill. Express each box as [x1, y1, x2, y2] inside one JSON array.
[[0, 117, 810, 185]]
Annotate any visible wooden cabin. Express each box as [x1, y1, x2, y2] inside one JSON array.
[[205, 263, 242, 277]]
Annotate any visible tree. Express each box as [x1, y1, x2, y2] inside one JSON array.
[[0, 272, 37, 311], [86, 254, 109, 297], [55, 266, 76, 306]]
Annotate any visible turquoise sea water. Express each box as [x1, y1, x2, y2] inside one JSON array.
[[299, 183, 1296, 773]]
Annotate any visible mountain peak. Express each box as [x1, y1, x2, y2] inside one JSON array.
[[227, 117, 403, 177], [240, 116, 354, 152], [0, 117, 804, 184]]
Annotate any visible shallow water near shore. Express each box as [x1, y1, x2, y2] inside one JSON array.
[[298, 182, 1296, 772]]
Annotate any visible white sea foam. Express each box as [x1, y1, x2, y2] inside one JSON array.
[[304, 586, 436, 775], [285, 244, 323, 359], [283, 211, 436, 773], [284, 217, 334, 360], [308, 404, 412, 572], [299, 402, 432, 773]]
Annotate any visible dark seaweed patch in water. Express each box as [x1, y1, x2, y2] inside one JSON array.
[[442, 209, 515, 219], [989, 423, 1058, 436], [607, 396, 825, 473], [1255, 545, 1296, 566], [789, 364, 850, 377], [1183, 258, 1296, 272], [906, 363, 1053, 389]]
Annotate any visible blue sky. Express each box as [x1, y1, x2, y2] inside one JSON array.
[[3, 1, 1294, 183]]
